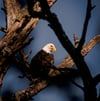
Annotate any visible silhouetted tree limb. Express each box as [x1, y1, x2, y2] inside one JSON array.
[[77, 0, 96, 52], [0, 26, 7, 33], [93, 74, 100, 86], [34, 0, 97, 100], [57, 34, 100, 68]]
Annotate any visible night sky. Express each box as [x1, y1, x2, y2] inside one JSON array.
[[0, 0, 100, 101]]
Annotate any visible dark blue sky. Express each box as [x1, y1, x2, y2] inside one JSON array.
[[0, 0, 100, 101]]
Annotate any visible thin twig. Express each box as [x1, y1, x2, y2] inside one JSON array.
[[0, 26, 7, 33], [71, 79, 84, 91]]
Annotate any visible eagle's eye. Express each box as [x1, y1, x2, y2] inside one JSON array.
[[49, 44, 56, 52], [49, 45, 54, 52], [50, 45, 53, 48]]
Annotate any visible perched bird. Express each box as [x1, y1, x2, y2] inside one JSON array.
[[30, 43, 56, 78]]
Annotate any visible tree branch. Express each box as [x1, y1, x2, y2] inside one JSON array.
[[3, 0, 21, 29], [0, 0, 56, 86], [0, 26, 7, 33], [0, 80, 49, 101], [57, 34, 100, 68], [35, 0, 97, 100], [93, 74, 100, 86], [77, 0, 96, 52]]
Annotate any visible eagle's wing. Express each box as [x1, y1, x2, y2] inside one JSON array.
[[30, 50, 54, 77]]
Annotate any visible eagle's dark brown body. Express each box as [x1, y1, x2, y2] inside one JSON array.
[[30, 50, 54, 77]]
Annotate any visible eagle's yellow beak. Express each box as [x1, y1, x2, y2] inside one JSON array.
[[52, 47, 56, 52]]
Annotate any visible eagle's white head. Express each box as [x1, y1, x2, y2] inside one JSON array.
[[42, 43, 56, 53]]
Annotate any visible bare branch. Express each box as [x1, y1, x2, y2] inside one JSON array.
[[57, 34, 100, 68], [15, 80, 49, 101], [0, 60, 11, 86], [36, 0, 97, 100], [0, 80, 49, 101], [77, 0, 96, 52], [3, 0, 20, 29], [19, 50, 31, 68], [0, 26, 7, 33], [93, 74, 100, 86], [0, 0, 57, 86], [71, 79, 84, 91]]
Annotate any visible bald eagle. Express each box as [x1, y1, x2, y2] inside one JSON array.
[[30, 43, 56, 78]]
